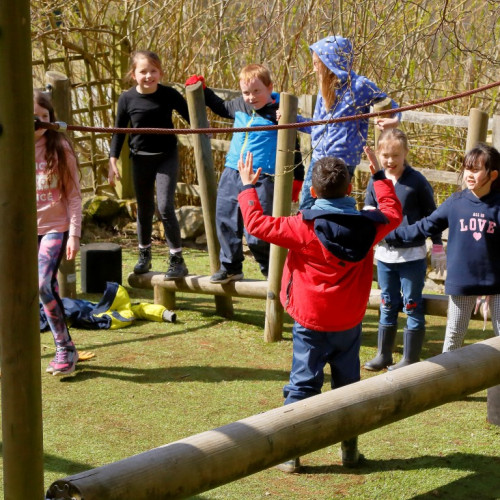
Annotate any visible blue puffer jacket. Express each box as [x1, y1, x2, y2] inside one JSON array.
[[298, 36, 400, 167], [204, 87, 280, 175]]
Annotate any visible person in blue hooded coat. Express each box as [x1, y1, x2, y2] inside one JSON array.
[[299, 36, 400, 209]]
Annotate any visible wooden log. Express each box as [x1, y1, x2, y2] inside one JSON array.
[[129, 272, 268, 300], [46, 336, 500, 500], [129, 273, 451, 316], [0, 1, 45, 498], [115, 38, 134, 199], [185, 81, 234, 318], [492, 114, 500, 151], [46, 71, 78, 299], [465, 108, 489, 152], [264, 92, 298, 342]]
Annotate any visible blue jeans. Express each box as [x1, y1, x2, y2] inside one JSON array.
[[216, 168, 274, 275], [299, 159, 356, 210], [283, 321, 362, 405], [377, 258, 427, 330]]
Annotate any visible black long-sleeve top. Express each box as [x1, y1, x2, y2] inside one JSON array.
[[109, 84, 190, 158]]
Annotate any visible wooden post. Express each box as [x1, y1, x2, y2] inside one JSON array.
[[0, 1, 45, 498], [46, 336, 500, 500], [487, 115, 500, 426], [297, 93, 316, 176], [264, 93, 298, 342], [465, 108, 489, 152], [154, 284, 176, 310], [46, 71, 77, 299], [373, 97, 394, 146], [355, 97, 394, 207], [185, 81, 233, 318], [115, 38, 134, 199], [491, 114, 500, 150]]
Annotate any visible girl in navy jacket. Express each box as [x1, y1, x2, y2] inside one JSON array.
[[363, 129, 443, 370], [392, 143, 500, 351]]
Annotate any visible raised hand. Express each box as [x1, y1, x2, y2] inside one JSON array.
[[364, 146, 382, 175], [238, 152, 261, 185]]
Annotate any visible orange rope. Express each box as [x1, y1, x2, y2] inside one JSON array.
[[39, 79, 500, 135]]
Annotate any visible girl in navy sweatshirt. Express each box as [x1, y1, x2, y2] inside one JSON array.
[[392, 143, 500, 351]]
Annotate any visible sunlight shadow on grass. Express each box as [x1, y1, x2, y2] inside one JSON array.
[[61, 364, 289, 384], [301, 452, 500, 498], [41, 318, 227, 360]]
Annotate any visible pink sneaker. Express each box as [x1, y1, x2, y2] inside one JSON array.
[[46, 344, 79, 376]]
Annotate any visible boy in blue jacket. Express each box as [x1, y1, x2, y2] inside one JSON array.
[[186, 65, 303, 282]]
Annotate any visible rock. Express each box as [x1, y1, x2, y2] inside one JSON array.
[[175, 206, 205, 240], [83, 196, 122, 220]]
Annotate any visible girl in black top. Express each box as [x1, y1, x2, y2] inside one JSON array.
[[109, 50, 190, 279]]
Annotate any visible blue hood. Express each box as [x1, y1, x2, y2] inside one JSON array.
[[310, 36, 354, 85]]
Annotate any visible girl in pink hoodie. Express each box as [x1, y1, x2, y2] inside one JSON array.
[[34, 90, 81, 376]]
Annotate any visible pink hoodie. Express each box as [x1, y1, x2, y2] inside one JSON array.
[[35, 136, 82, 237]]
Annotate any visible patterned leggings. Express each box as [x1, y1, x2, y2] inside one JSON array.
[[443, 294, 500, 352], [38, 232, 71, 347]]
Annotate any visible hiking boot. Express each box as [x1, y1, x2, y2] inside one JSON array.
[[134, 247, 152, 274], [275, 457, 301, 473], [46, 344, 79, 376], [164, 252, 188, 280], [209, 269, 244, 284]]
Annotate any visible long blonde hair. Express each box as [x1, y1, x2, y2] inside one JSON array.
[[314, 54, 340, 111]]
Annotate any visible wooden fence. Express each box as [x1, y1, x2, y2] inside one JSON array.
[[33, 64, 500, 205]]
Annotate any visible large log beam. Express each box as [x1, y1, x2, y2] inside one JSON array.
[[46, 337, 500, 500], [129, 272, 450, 316]]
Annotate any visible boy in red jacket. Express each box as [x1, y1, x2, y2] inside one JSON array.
[[238, 147, 402, 472]]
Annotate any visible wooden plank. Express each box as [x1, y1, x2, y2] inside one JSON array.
[[356, 160, 459, 185], [401, 110, 493, 130]]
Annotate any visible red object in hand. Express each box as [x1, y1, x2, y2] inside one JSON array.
[[185, 74, 206, 89], [292, 180, 303, 203]]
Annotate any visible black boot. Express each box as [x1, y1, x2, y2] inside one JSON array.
[[134, 247, 152, 274], [164, 252, 188, 280], [388, 328, 425, 370], [341, 437, 364, 467], [364, 325, 397, 371]]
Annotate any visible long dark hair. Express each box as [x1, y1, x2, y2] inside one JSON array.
[[34, 90, 79, 200], [460, 143, 500, 193]]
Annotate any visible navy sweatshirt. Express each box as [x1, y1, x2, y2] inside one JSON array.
[[392, 189, 500, 295], [365, 165, 442, 248]]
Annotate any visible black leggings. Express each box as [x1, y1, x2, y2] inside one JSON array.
[[131, 150, 182, 249]]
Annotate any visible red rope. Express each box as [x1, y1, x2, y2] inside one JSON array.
[[40, 80, 500, 135]]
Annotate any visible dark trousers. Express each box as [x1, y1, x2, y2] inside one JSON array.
[[131, 150, 182, 249], [283, 321, 362, 405], [216, 167, 274, 275]]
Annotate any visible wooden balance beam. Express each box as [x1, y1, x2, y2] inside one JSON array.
[[46, 336, 500, 500], [128, 272, 451, 317]]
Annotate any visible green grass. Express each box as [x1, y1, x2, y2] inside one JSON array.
[[3, 244, 500, 499]]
